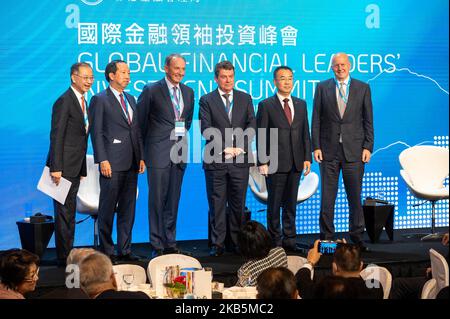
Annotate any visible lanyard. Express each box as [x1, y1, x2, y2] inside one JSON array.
[[169, 88, 182, 120], [223, 97, 234, 118], [335, 77, 351, 104]]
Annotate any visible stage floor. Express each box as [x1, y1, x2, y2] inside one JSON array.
[[25, 227, 449, 298]]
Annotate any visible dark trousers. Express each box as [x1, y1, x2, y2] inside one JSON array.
[[53, 176, 80, 260], [205, 165, 249, 248], [148, 163, 185, 250], [319, 144, 365, 243], [266, 168, 301, 249], [98, 170, 138, 256]]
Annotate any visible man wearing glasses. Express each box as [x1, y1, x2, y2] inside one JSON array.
[[256, 66, 312, 252], [46, 62, 94, 266]]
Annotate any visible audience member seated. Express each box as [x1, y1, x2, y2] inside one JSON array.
[[296, 240, 383, 299], [40, 248, 97, 299], [0, 249, 39, 299], [236, 221, 288, 286], [390, 232, 449, 299], [256, 267, 298, 299], [313, 275, 362, 299], [79, 251, 149, 299]]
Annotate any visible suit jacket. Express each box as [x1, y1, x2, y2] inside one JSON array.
[[199, 89, 256, 170], [95, 289, 150, 299], [136, 78, 194, 169], [312, 78, 374, 162], [256, 95, 312, 173], [89, 87, 144, 171], [46, 88, 87, 178]]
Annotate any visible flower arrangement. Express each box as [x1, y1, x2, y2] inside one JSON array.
[[163, 266, 186, 298]]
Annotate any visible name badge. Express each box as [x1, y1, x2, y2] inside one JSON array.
[[175, 120, 186, 137]]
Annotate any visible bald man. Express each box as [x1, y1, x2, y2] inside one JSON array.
[[312, 53, 374, 251]]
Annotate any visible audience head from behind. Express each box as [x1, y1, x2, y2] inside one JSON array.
[[0, 249, 40, 299], [314, 275, 360, 299], [332, 243, 363, 278], [238, 220, 273, 260], [79, 251, 118, 298], [256, 267, 298, 299], [66, 248, 96, 268], [78, 251, 149, 299]]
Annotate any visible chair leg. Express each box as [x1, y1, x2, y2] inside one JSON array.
[[421, 201, 443, 241], [93, 216, 99, 249]]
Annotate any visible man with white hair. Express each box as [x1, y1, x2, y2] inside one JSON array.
[[79, 252, 149, 299]]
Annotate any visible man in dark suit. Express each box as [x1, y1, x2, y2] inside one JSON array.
[[46, 62, 94, 265], [199, 61, 256, 256], [89, 60, 145, 263], [256, 66, 312, 252], [312, 52, 374, 249], [137, 54, 194, 258]]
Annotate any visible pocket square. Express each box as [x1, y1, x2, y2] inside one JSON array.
[[113, 139, 122, 144]]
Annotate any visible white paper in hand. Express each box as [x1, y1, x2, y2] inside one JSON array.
[[37, 166, 72, 205]]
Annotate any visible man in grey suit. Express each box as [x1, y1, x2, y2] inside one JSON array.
[[46, 62, 93, 265], [137, 54, 195, 258], [312, 52, 374, 250], [89, 60, 145, 263]]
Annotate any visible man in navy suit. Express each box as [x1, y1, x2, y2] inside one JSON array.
[[137, 54, 194, 258], [257, 66, 312, 252], [89, 60, 145, 263], [46, 62, 93, 265], [312, 52, 374, 250], [199, 61, 256, 256]]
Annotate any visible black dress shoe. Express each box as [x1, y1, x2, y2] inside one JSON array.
[[151, 249, 164, 259], [119, 253, 142, 262], [209, 246, 224, 257], [163, 247, 181, 254]]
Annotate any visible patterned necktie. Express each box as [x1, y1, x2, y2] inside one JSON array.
[[172, 86, 181, 118], [283, 98, 292, 125], [119, 93, 131, 125], [223, 93, 231, 122], [81, 96, 89, 132], [80, 96, 85, 114], [337, 81, 346, 118]]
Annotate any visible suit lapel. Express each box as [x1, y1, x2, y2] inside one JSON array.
[[213, 89, 231, 124], [67, 88, 84, 122], [159, 79, 176, 122], [180, 84, 190, 120], [124, 92, 136, 123], [106, 87, 130, 125], [326, 79, 341, 119]]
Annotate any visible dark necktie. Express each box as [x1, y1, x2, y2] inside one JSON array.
[[283, 98, 292, 125], [119, 93, 131, 125], [223, 93, 231, 122]]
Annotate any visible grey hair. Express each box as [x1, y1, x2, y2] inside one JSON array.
[[165, 53, 186, 67], [66, 248, 96, 266], [79, 252, 114, 295]]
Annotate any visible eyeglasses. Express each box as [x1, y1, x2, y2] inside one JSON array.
[[74, 74, 94, 81], [24, 267, 39, 282], [276, 77, 293, 82]]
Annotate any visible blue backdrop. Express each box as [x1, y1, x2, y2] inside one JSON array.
[[0, 0, 448, 249]]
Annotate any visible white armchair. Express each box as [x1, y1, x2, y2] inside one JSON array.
[[399, 146, 449, 240], [76, 155, 100, 247], [248, 152, 319, 204], [113, 264, 147, 291], [147, 254, 202, 288]]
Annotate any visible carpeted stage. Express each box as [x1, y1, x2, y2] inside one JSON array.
[[26, 228, 448, 299]]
